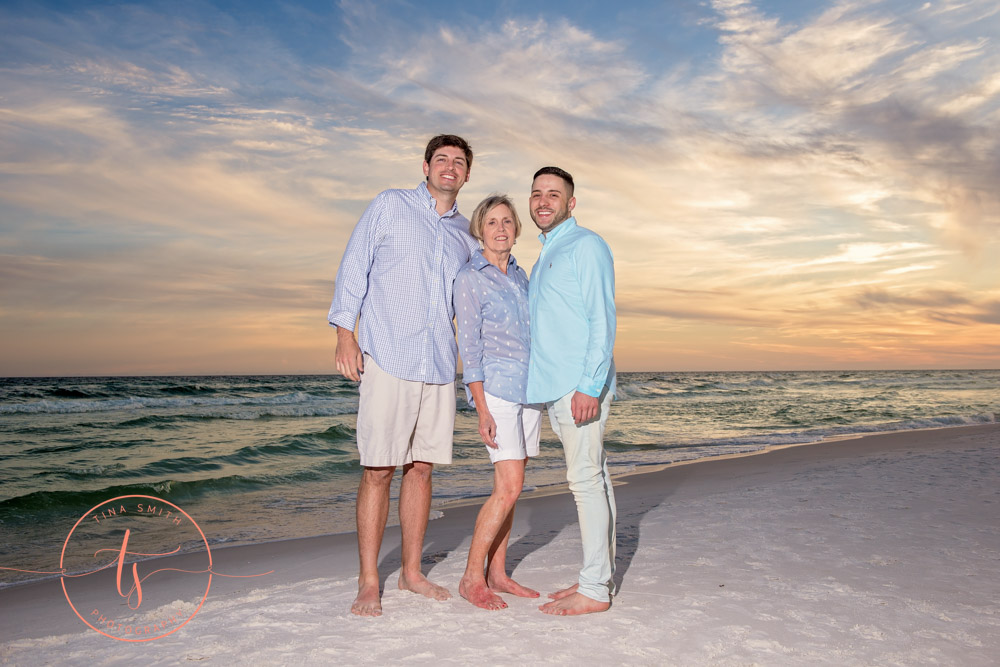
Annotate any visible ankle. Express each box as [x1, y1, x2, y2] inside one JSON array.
[[398, 568, 424, 582], [461, 570, 486, 585], [486, 568, 509, 583]]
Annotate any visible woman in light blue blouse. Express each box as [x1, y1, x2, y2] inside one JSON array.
[[454, 194, 542, 611]]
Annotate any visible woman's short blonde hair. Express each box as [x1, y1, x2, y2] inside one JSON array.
[[469, 194, 522, 244]]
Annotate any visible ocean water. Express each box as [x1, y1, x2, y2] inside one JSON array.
[[1, 370, 997, 586]]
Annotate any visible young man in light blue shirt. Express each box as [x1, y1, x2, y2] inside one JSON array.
[[526, 166, 618, 615]]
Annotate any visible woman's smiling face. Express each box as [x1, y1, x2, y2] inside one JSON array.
[[482, 203, 516, 256]]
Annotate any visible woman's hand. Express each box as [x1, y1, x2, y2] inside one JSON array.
[[478, 409, 498, 448], [466, 381, 498, 448]]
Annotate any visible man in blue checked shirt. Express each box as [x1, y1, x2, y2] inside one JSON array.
[[526, 166, 618, 616], [328, 135, 478, 617]]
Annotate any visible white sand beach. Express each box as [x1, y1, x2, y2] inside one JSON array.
[[2, 423, 998, 666]]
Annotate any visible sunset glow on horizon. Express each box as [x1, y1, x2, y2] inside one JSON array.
[[2, 0, 998, 376]]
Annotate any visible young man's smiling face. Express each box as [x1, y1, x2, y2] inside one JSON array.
[[529, 173, 576, 234], [423, 146, 470, 200]]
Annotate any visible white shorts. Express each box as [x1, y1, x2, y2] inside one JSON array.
[[483, 392, 542, 464], [356, 354, 456, 467]]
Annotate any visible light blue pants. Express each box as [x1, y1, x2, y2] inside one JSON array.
[[547, 387, 617, 603]]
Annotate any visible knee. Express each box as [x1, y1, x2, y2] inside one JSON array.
[[492, 484, 521, 509], [566, 468, 604, 494], [362, 466, 395, 487], [403, 461, 433, 482]]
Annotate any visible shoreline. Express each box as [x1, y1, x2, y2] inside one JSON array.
[[2, 421, 994, 589], [3, 370, 995, 587], [5, 420, 985, 592], [3, 421, 994, 571]]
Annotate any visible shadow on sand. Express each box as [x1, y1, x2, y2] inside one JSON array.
[[373, 459, 687, 603]]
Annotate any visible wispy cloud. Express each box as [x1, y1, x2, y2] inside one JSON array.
[[854, 287, 1000, 325], [705, 0, 1000, 253]]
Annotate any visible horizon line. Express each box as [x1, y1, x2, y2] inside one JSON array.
[[3, 368, 999, 380]]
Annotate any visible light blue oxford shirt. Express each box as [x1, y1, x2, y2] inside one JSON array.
[[454, 250, 531, 405], [328, 182, 478, 384], [526, 217, 616, 404]]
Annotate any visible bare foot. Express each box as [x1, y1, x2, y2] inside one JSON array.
[[488, 574, 540, 598], [539, 591, 610, 616], [547, 583, 578, 600], [351, 581, 382, 617], [398, 571, 451, 601], [460, 576, 508, 610]]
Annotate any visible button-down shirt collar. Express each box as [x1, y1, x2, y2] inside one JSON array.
[[538, 215, 579, 246], [470, 250, 517, 273], [420, 181, 460, 219]]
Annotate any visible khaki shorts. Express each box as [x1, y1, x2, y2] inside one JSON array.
[[356, 354, 456, 467]]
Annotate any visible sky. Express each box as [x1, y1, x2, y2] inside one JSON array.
[[1, 0, 998, 376]]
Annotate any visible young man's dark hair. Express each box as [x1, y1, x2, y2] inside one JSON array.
[[425, 134, 473, 169], [532, 166, 574, 197]]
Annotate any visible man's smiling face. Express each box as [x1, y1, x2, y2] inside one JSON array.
[[529, 173, 575, 234], [423, 146, 470, 199]]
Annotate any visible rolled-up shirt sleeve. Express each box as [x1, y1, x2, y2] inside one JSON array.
[[574, 235, 616, 397], [328, 195, 385, 331], [454, 268, 486, 385]]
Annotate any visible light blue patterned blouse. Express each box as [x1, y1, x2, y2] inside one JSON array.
[[454, 250, 531, 405]]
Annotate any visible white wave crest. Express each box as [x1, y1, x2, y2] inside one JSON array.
[[0, 392, 357, 417]]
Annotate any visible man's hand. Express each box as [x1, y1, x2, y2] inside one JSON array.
[[335, 327, 364, 381], [478, 409, 498, 448], [570, 391, 599, 425]]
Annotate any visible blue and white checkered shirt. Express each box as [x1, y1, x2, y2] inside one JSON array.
[[454, 250, 531, 405], [328, 182, 478, 384]]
